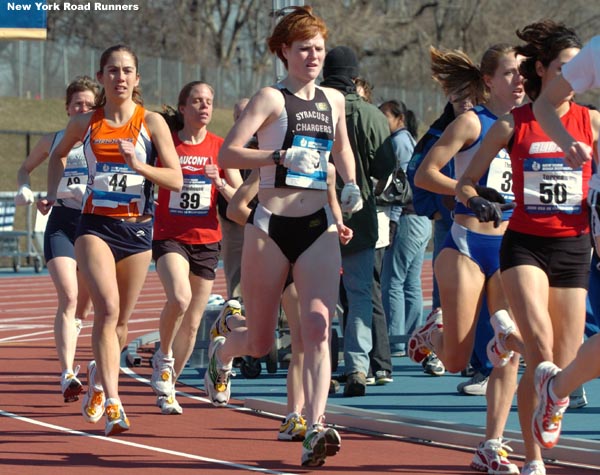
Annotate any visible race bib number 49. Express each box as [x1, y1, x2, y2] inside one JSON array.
[[523, 158, 583, 214], [57, 166, 88, 198]]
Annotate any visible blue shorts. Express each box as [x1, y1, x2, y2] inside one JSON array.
[[76, 214, 153, 263], [44, 206, 81, 262], [152, 239, 220, 280], [441, 222, 503, 279]]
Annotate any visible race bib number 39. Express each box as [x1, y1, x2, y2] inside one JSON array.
[[168, 175, 212, 216], [92, 162, 145, 207], [285, 135, 330, 190], [523, 158, 583, 214]]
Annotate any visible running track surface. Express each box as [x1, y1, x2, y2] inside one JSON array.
[[0, 270, 596, 475]]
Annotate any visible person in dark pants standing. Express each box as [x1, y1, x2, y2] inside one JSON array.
[[321, 46, 396, 396]]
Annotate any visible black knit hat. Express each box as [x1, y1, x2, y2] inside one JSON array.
[[323, 46, 360, 79]]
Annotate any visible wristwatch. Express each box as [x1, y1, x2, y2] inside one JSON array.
[[272, 150, 281, 165]]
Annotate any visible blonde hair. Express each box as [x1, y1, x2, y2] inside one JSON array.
[[430, 44, 515, 105]]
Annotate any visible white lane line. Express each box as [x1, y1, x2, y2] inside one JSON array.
[[0, 326, 159, 344], [0, 409, 298, 475], [0, 329, 57, 342]]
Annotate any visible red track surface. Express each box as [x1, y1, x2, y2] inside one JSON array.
[[0, 271, 595, 474]]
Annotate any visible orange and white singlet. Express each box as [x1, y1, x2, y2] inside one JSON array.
[[81, 105, 155, 218]]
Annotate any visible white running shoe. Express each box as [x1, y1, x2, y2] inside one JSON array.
[[301, 424, 341, 467], [532, 361, 569, 449], [408, 307, 443, 364], [278, 412, 307, 441], [210, 299, 243, 340], [470, 438, 519, 474], [61, 365, 83, 403], [104, 398, 130, 436], [457, 371, 489, 396], [204, 336, 232, 406], [487, 310, 515, 368], [521, 460, 546, 475], [568, 385, 588, 409], [81, 361, 105, 423], [151, 349, 175, 396], [157, 391, 183, 415]]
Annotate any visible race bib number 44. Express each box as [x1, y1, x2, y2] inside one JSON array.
[[523, 158, 583, 214], [92, 162, 145, 208]]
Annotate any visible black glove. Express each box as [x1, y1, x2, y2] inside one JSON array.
[[467, 196, 515, 228], [474, 185, 505, 204]]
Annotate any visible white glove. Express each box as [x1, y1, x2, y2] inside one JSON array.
[[283, 147, 321, 175], [15, 185, 34, 206], [341, 182, 363, 214], [67, 184, 87, 204]]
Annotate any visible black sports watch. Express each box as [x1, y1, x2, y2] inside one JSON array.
[[272, 150, 281, 165]]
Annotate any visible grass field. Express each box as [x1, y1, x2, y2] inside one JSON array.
[[0, 96, 235, 192]]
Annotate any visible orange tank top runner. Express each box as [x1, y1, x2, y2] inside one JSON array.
[[81, 105, 156, 218], [153, 132, 224, 244]]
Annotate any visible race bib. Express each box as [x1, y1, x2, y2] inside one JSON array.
[[284, 135, 330, 190], [523, 158, 583, 214], [57, 166, 88, 199], [91, 162, 144, 208], [486, 149, 514, 202], [168, 175, 212, 216]]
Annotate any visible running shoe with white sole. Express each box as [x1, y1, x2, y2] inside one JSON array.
[[422, 353, 445, 376], [278, 412, 307, 441], [375, 370, 393, 385], [521, 460, 546, 475], [210, 299, 243, 340], [204, 336, 232, 406], [457, 371, 489, 396], [151, 349, 175, 396], [470, 438, 519, 474], [408, 307, 443, 364], [81, 360, 105, 423], [61, 365, 83, 403], [157, 391, 183, 415], [568, 385, 588, 409], [532, 361, 569, 449], [301, 425, 341, 467], [487, 310, 515, 368], [104, 398, 130, 436]]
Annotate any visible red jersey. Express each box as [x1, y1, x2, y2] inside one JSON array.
[[153, 131, 224, 244], [82, 105, 155, 218], [508, 102, 592, 237]]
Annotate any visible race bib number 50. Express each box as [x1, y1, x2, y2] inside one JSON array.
[[523, 158, 583, 214]]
